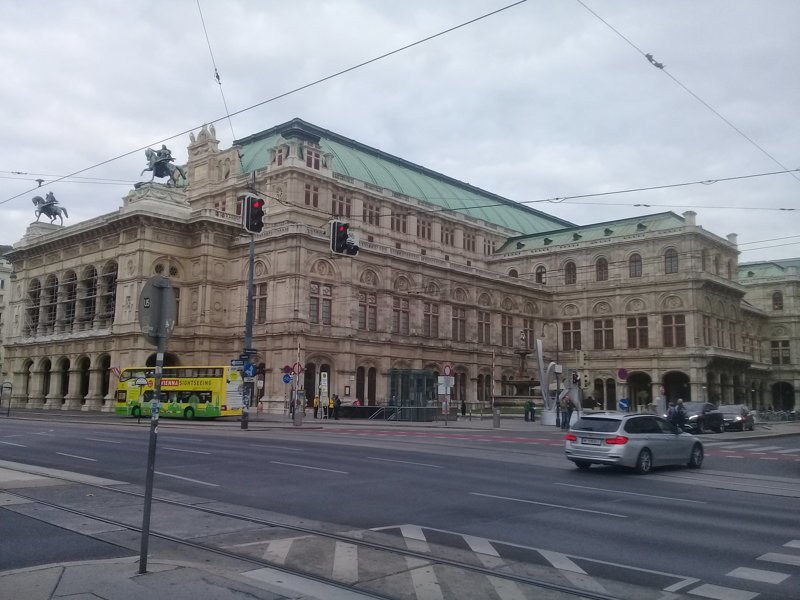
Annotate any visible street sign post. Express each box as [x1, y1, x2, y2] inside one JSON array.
[[282, 373, 293, 384], [137, 275, 176, 575]]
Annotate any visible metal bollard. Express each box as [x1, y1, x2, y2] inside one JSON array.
[[493, 409, 501, 429], [293, 405, 303, 426]]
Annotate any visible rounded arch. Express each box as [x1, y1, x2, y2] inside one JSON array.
[[501, 297, 516, 312], [627, 371, 652, 411], [152, 257, 183, 279], [423, 280, 440, 296], [563, 260, 577, 285], [477, 292, 493, 307], [592, 301, 613, 315], [662, 370, 690, 403], [309, 257, 338, 280], [663, 247, 679, 274], [628, 252, 643, 277], [253, 259, 270, 278], [508, 268, 519, 278], [660, 294, 684, 310], [625, 297, 648, 312], [359, 268, 380, 287], [771, 381, 794, 411], [524, 301, 539, 314], [534, 265, 547, 284], [560, 303, 580, 317], [145, 352, 180, 367], [452, 287, 469, 303], [595, 257, 609, 282], [393, 275, 412, 291]]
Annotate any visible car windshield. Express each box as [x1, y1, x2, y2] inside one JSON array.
[[572, 418, 620, 432], [719, 405, 746, 413], [682, 402, 706, 412]]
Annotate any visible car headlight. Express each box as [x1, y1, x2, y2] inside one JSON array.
[[734, 416, 742, 421], [688, 415, 698, 421]]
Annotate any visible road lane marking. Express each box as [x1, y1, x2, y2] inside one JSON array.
[[162, 446, 211, 455], [727, 566, 789, 584], [664, 577, 700, 592], [469, 492, 627, 518], [270, 461, 348, 474], [555, 482, 706, 504], [0, 441, 27, 447], [85, 438, 122, 444], [400, 524, 430, 553], [774, 448, 800, 454], [758, 552, 800, 566], [155, 471, 219, 486], [746, 446, 784, 452], [539, 550, 585, 573], [367, 457, 443, 468], [687, 583, 757, 599], [55, 452, 96, 462], [785, 540, 800, 548], [248, 444, 302, 452], [717, 443, 759, 449], [406, 559, 443, 600]]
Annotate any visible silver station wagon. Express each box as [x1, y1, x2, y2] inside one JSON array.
[[565, 412, 704, 474]]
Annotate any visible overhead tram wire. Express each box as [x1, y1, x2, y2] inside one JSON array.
[[574, 0, 800, 185], [0, 0, 528, 207]]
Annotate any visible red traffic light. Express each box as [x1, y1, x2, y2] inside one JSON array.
[[251, 199, 264, 209], [338, 225, 346, 232]]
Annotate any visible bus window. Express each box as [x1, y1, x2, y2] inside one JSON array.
[[115, 390, 127, 402], [143, 390, 155, 402]]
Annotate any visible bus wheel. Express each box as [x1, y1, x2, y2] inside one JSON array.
[[132, 406, 141, 418], [184, 407, 194, 420]]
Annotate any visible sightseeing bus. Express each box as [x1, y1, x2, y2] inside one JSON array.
[[115, 366, 244, 419]]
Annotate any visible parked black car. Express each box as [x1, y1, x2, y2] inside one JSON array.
[[719, 404, 755, 431], [682, 402, 724, 434]]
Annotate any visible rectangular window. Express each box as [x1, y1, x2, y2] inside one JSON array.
[[309, 282, 332, 325], [391, 211, 407, 233], [716, 318, 725, 348], [593, 319, 614, 350], [363, 203, 380, 226], [501, 315, 514, 347], [333, 193, 351, 217], [305, 149, 320, 170], [213, 199, 227, 213], [563, 320, 581, 351], [662, 314, 686, 348], [255, 283, 268, 324], [417, 219, 432, 240], [626, 316, 648, 349], [702, 315, 712, 346], [423, 302, 439, 338], [441, 226, 454, 247], [771, 340, 790, 365], [484, 239, 496, 256], [463, 233, 476, 252], [452, 307, 466, 342], [304, 184, 319, 208], [392, 297, 409, 335], [729, 321, 736, 350], [358, 292, 377, 331], [522, 318, 535, 350], [478, 310, 491, 344]]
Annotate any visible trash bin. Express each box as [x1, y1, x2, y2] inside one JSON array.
[[493, 409, 501, 429]]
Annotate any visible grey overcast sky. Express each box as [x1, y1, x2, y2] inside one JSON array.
[[1, 0, 798, 263]]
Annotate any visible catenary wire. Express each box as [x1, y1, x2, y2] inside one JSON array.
[[0, 0, 528, 207], [573, 0, 800, 185]]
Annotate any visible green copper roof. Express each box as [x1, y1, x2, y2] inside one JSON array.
[[738, 258, 800, 279], [496, 212, 685, 253], [236, 118, 574, 234]]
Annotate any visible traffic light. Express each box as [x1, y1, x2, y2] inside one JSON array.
[[571, 371, 579, 386], [581, 371, 591, 390], [329, 220, 359, 256], [242, 195, 265, 233]]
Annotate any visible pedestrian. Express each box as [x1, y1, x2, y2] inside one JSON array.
[[524, 399, 533, 422], [530, 402, 536, 422], [566, 396, 575, 428], [334, 394, 342, 420], [327, 396, 334, 419], [675, 398, 687, 430], [313, 395, 319, 419], [560, 395, 569, 430], [666, 401, 677, 425], [460, 399, 466, 417]]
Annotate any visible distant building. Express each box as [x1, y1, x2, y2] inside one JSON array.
[[2, 119, 796, 413], [0, 247, 12, 382]]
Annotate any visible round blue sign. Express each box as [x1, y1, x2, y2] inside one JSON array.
[[282, 373, 292, 384], [618, 398, 629, 411]]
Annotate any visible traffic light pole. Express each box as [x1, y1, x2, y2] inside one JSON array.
[[242, 233, 255, 430]]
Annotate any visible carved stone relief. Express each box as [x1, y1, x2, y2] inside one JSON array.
[[593, 302, 612, 314], [627, 298, 646, 312], [562, 304, 579, 317]]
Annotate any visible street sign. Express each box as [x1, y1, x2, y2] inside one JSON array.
[[230, 359, 244, 367], [242, 348, 257, 355], [618, 368, 628, 380], [244, 376, 255, 383], [243, 363, 257, 377], [282, 373, 293, 384], [138, 276, 176, 346], [618, 398, 629, 411], [282, 365, 293, 374], [292, 362, 304, 375]]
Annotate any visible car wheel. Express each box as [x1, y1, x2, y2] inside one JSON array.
[[574, 461, 591, 471], [132, 406, 141, 418], [184, 407, 194, 419], [634, 449, 653, 474], [688, 444, 704, 468]]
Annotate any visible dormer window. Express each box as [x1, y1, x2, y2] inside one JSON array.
[[306, 149, 321, 170], [773, 292, 784, 311]]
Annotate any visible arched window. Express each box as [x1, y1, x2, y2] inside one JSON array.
[[564, 261, 577, 285], [773, 292, 784, 311], [535, 266, 546, 284], [664, 249, 679, 274], [629, 254, 642, 278], [508, 269, 518, 278], [596, 258, 608, 282]]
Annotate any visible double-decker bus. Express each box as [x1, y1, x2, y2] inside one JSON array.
[[115, 366, 244, 419]]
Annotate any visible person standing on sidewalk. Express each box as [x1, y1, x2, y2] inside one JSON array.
[[524, 399, 533, 422], [313, 395, 320, 419]]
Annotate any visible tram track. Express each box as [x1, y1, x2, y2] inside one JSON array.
[[1, 463, 631, 600]]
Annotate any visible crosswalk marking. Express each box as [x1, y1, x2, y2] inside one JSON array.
[[758, 552, 800, 566], [774, 448, 800, 454], [784, 539, 800, 548], [332, 541, 359, 584], [407, 560, 444, 600], [727, 566, 790, 584], [462, 534, 506, 568], [688, 583, 758, 599], [486, 575, 527, 600], [401, 524, 431, 553], [539, 550, 586, 574], [263, 537, 294, 564]]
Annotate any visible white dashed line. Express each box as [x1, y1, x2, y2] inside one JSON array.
[[155, 471, 219, 486], [55, 452, 96, 462], [727, 566, 789, 584]]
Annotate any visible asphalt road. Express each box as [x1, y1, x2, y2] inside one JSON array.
[[2, 417, 799, 599]]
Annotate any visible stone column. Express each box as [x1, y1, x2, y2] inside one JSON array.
[[62, 368, 84, 410], [9, 368, 30, 408], [82, 367, 105, 412], [43, 368, 64, 410]]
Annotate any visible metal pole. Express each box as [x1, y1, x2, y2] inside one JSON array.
[[242, 234, 255, 430], [139, 286, 166, 574], [2, 382, 12, 417]]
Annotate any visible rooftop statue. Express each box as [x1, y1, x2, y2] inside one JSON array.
[[32, 191, 68, 225], [140, 144, 187, 187]]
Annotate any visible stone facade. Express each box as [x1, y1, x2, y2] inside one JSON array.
[[2, 119, 797, 415]]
